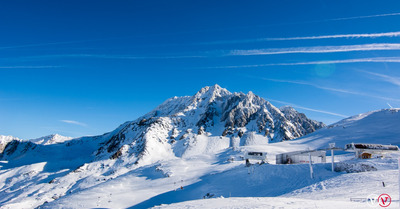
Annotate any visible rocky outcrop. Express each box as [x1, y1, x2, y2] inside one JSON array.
[[94, 84, 324, 162]]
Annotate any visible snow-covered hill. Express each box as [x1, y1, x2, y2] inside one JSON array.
[[286, 108, 400, 150], [0, 85, 399, 209]]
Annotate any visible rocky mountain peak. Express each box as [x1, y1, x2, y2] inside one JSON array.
[[194, 84, 231, 103], [1, 85, 325, 170]]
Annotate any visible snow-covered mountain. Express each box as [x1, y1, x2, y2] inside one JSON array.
[[6, 86, 400, 209], [280, 106, 324, 135], [0, 85, 326, 208], [1, 85, 324, 166], [0, 101, 398, 208], [95, 84, 324, 163], [28, 134, 73, 145], [37, 108, 400, 208], [0, 135, 21, 153], [2, 85, 399, 209]]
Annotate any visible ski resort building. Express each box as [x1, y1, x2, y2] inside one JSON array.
[[344, 143, 400, 159], [275, 150, 326, 164], [244, 151, 268, 162]]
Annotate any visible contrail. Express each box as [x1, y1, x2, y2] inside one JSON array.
[[267, 57, 400, 66], [206, 57, 400, 69], [229, 43, 400, 56], [3, 54, 207, 61], [263, 31, 400, 41], [329, 12, 400, 21], [0, 40, 97, 50], [7, 47, 400, 63], [266, 98, 349, 118], [187, 31, 400, 46], [359, 70, 400, 87], [169, 12, 400, 46], [251, 76, 400, 102], [0, 36, 132, 50], [1, 12, 399, 50], [0, 65, 62, 69]]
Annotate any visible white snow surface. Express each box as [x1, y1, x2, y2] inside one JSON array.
[[1, 86, 400, 209], [28, 134, 73, 145], [153, 197, 370, 209]]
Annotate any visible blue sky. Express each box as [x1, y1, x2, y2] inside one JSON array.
[[1, 0, 400, 139]]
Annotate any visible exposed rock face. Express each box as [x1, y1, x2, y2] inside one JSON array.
[[1, 85, 324, 167], [0, 135, 20, 153], [93, 84, 325, 163], [280, 106, 325, 136]]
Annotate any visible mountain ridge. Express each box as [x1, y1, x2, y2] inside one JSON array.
[[93, 84, 325, 164], [1, 86, 399, 208], [1, 84, 325, 170]]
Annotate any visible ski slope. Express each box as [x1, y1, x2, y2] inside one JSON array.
[[1, 107, 400, 208], [39, 152, 399, 209], [154, 157, 399, 209]]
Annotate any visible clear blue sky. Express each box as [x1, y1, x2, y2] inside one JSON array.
[[1, 0, 400, 139]]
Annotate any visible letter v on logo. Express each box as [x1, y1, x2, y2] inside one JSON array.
[[378, 194, 391, 207]]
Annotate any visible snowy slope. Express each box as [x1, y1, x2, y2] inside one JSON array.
[[0, 85, 325, 209], [31, 108, 400, 208], [153, 197, 369, 209], [154, 157, 399, 209], [40, 151, 400, 209], [284, 108, 400, 150], [233, 108, 400, 163], [1, 86, 399, 209]]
